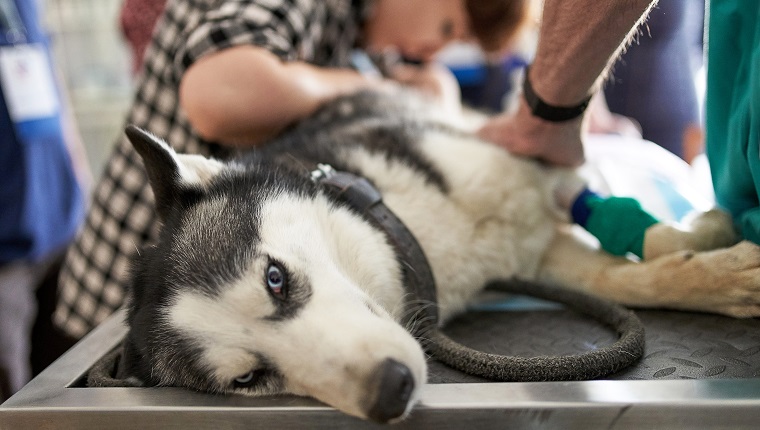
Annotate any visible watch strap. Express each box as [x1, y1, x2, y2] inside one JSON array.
[[522, 65, 592, 122]]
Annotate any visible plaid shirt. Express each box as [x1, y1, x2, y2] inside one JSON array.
[[55, 0, 370, 338]]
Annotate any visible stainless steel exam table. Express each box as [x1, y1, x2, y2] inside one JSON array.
[[2, 295, 760, 429]]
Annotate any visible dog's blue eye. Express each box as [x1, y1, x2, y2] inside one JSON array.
[[235, 372, 255, 385], [266, 263, 287, 299], [233, 369, 263, 389]]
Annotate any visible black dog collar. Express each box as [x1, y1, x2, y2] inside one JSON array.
[[310, 164, 439, 335], [522, 65, 592, 122]]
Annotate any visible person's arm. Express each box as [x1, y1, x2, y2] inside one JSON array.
[[179, 46, 383, 147], [478, 0, 658, 166], [180, 46, 462, 147]]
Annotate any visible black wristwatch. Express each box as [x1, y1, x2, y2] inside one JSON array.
[[522, 65, 592, 122]]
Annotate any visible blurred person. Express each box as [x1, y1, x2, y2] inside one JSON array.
[[0, 0, 87, 400], [119, 0, 166, 74], [54, 0, 531, 339], [602, 0, 703, 159]]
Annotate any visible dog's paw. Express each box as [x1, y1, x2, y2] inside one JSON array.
[[644, 209, 739, 260], [663, 241, 760, 318], [685, 208, 739, 246]]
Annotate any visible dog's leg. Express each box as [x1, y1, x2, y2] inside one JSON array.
[[537, 226, 760, 318], [643, 209, 739, 259], [553, 177, 738, 260]]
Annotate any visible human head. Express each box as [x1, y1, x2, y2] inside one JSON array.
[[362, 0, 532, 62], [464, 0, 533, 54]]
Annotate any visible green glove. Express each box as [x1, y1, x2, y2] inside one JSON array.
[[571, 188, 659, 258]]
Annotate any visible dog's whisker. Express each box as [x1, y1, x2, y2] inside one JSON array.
[[400, 303, 433, 323]]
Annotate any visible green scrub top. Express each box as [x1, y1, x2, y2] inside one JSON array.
[[705, 1, 760, 244]]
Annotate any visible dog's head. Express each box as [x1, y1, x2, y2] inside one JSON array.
[[120, 126, 427, 423]]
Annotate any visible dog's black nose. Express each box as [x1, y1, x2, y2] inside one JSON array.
[[367, 358, 416, 423]]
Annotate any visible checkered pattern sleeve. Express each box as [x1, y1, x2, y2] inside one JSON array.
[[173, 0, 317, 78]]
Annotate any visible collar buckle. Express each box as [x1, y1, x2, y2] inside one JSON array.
[[309, 163, 336, 183]]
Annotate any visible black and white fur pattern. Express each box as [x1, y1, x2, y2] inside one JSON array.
[[121, 90, 760, 423]]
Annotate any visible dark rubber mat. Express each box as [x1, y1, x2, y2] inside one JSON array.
[[428, 302, 760, 383]]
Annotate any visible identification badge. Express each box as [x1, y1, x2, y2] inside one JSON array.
[[0, 44, 60, 121]]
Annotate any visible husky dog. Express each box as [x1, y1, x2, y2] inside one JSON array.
[[120, 90, 760, 423]]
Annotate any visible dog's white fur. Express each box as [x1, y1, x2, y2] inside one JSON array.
[[126, 92, 760, 423], [166, 191, 425, 420]]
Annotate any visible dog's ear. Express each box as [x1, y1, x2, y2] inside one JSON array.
[[125, 125, 225, 219]]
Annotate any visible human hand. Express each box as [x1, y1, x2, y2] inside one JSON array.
[[477, 97, 586, 167]]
